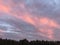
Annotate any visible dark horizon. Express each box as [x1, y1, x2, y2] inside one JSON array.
[[0, 38, 60, 45]]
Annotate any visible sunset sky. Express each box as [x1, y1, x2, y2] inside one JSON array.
[[0, 0, 60, 41]]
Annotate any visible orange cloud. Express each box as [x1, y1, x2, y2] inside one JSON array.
[[10, 12, 36, 26], [20, 15, 36, 25], [0, 4, 10, 13], [47, 29, 54, 39], [38, 27, 54, 39], [13, 14, 55, 39], [39, 18, 48, 25], [10, 11, 60, 40], [39, 17, 59, 28], [7, 3, 60, 40], [38, 17, 60, 39]]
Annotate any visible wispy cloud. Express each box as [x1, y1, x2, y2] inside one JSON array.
[[0, 0, 60, 41]]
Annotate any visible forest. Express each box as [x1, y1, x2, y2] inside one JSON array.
[[0, 38, 60, 45]]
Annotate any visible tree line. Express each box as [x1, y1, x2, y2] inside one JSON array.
[[0, 38, 60, 45]]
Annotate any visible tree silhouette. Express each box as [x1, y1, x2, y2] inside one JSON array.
[[19, 39, 29, 45], [0, 38, 60, 45]]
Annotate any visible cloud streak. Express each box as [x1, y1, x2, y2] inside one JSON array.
[[0, 0, 60, 41]]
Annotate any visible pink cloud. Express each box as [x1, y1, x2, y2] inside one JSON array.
[[0, 0, 15, 13], [0, 0, 60, 40], [39, 17, 59, 28], [0, 4, 10, 13], [38, 27, 54, 40]]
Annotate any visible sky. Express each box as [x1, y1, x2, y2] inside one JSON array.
[[0, 0, 60, 41]]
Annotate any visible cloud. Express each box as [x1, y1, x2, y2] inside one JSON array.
[[0, 0, 60, 41], [39, 17, 60, 28], [0, 0, 11, 13]]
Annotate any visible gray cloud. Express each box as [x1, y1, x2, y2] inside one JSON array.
[[0, 0, 60, 41]]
